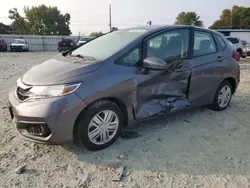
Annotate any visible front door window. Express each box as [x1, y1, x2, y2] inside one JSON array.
[[146, 29, 190, 62]]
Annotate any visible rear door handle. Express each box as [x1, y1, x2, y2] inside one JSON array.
[[217, 56, 223, 61]]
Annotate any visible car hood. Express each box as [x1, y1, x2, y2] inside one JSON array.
[[21, 54, 102, 85], [11, 43, 26, 46]]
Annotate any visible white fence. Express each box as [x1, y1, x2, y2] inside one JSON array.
[[0, 34, 80, 51]]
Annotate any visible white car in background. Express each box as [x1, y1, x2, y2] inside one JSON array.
[[77, 36, 94, 46], [225, 36, 245, 58], [10, 39, 29, 52]]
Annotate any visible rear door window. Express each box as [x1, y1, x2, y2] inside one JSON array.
[[193, 31, 217, 57]]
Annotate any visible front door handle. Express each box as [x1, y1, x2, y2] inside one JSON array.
[[173, 66, 189, 72]]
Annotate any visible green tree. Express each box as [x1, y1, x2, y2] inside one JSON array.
[[175, 12, 203, 27], [9, 5, 71, 35], [9, 8, 29, 34], [209, 6, 250, 29], [90, 31, 104, 37], [0, 22, 12, 34]]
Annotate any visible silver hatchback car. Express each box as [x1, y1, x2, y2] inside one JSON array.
[[8, 25, 240, 150]]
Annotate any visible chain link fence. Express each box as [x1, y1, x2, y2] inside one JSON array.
[[0, 34, 80, 51]]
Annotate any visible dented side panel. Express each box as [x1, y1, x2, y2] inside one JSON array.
[[133, 60, 192, 120]]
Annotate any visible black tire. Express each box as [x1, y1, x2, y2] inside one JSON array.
[[74, 100, 123, 151], [209, 80, 232, 111], [237, 49, 243, 58]]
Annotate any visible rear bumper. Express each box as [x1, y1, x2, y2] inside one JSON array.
[[243, 51, 250, 56], [8, 87, 87, 144]]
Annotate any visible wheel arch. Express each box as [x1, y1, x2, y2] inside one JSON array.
[[73, 97, 129, 139], [224, 77, 236, 94]]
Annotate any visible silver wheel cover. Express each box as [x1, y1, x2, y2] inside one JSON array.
[[88, 110, 119, 145]]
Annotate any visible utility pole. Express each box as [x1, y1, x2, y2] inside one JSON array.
[[230, 10, 233, 29], [109, 5, 112, 32]]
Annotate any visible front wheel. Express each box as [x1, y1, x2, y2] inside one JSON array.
[[74, 100, 123, 151], [209, 81, 232, 111]]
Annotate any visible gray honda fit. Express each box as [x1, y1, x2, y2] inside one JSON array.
[[8, 25, 240, 150]]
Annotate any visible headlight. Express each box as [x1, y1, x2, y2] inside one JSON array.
[[28, 83, 81, 99], [16, 77, 81, 99]]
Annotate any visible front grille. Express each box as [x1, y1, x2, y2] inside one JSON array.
[[12, 46, 23, 48], [27, 125, 44, 135], [16, 84, 31, 101]]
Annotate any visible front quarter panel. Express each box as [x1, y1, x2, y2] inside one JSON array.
[[73, 60, 137, 108]]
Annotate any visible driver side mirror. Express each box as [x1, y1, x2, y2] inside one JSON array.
[[142, 57, 168, 70]]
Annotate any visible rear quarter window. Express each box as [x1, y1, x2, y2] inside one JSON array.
[[215, 34, 227, 50]]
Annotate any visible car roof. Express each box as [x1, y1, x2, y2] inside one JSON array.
[[225, 36, 239, 39], [13, 39, 25, 41], [121, 25, 193, 32], [116, 25, 212, 39]]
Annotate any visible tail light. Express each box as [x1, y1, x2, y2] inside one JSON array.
[[57, 42, 59, 47], [233, 49, 240, 62], [70, 42, 73, 46]]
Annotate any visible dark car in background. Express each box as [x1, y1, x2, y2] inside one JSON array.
[[0, 38, 8, 52], [10, 39, 29, 52], [57, 38, 76, 52], [9, 26, 240, 151]]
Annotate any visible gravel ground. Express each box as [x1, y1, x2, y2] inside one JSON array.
[[0, 52, 250, 188]]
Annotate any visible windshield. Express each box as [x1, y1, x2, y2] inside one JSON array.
[[13, 39, 25, 44], [71, 29, 148, 61], [80, 38, 90, 42]]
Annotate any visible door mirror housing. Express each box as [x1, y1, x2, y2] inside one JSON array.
[[142, 57, 168, 70]]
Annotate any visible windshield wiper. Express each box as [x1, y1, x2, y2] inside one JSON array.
[[69, 54, 96, 61]]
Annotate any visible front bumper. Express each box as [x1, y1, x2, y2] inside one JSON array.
[[8, 88, 87, 144], [10, 46, 27, 51]]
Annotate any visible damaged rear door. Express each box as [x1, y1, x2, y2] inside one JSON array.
[[133, 28, 192, 120]]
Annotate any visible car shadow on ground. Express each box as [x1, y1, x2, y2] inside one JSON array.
[[64, 93, 250, 176]]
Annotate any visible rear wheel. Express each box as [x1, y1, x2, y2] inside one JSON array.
[[209, 81, 232, 111], [74, 100, 123, 151]]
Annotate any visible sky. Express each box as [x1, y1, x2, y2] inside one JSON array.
[[1, 0, 250, 35]]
